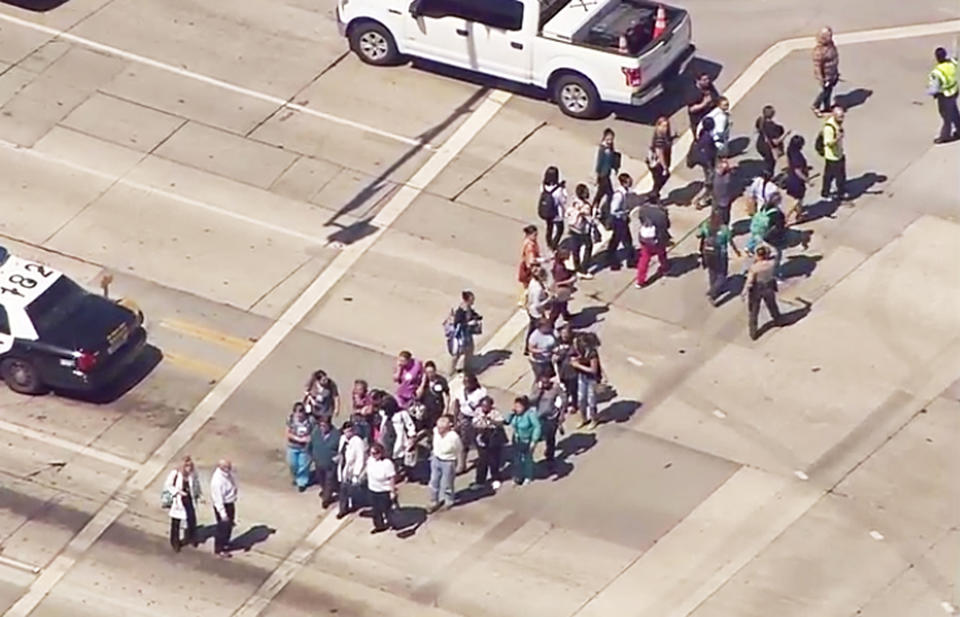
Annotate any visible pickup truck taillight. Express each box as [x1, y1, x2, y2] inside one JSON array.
[[621, 67, 642, 89]]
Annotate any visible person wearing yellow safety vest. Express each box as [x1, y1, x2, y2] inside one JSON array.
[[819, 106, 847, 201], [928, 47, 960, 144]]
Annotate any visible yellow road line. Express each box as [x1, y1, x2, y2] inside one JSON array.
[[158, 318, 254, 353], [162, 351, 226, 380]]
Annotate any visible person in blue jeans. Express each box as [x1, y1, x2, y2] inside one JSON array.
[[286, 402, 315, 492], [506, 396, 542, 486], [570, 334, 601, 428], [419, 415, 462, 513]]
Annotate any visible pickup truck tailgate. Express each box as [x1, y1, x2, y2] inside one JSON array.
[[640, 11, 692, 83]]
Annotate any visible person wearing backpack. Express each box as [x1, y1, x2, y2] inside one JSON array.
[[692, 116, 718, 208], [818, 106, 848, 201], [163, 455, 202, 552], [604, 173, 637, 270], [763, 203, 788, 279], [538, 166, 567, 250], [697, 208, 741, 305], [634, 204, 671, 288], [531, 374, 566, 476], [444, 290, 481, 375]]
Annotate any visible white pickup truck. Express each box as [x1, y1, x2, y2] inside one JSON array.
[[336, 0, 695, 118]]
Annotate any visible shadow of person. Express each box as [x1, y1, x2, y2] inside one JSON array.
[[471, 349, 512, 375], [391, 505, 428, 539], [714, 273, 745, 307], [193, 523, 218, 546], [570, 305, 609, 329], [780, 254, 823, 279], [599, 400, 642, 424], [800, 197, 840, 223], [725, 136, 751, 158], [665, 253, 701, 278], [229, 524, 276, 552], [663, 181, 702, 206], [844, 172, 887, 200], [834, 88, 873, 111], [755, 297, 812, 338]]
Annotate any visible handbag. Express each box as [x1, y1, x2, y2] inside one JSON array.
[[160, 487, 174, 509]]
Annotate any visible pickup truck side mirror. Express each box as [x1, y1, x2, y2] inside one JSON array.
[[408, 0, 422, 18]]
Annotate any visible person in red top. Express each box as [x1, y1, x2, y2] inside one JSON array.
[[517, 225, 543, 303]]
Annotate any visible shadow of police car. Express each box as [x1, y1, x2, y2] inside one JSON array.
[[0, 246, 151, 398]]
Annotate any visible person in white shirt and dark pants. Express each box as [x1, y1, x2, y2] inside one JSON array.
[[337, 422, 368, 519], [365, 442, 397, 533], [210, 459, 237, 558], [165, 456, 202, 552]]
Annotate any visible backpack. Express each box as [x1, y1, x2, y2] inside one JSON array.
[[814, 131, 825, 157], [639, 222, 657, 242], [764, 209, 786, 245], [700, 228, 721, 268], [749, 208, 771, 238], [537, 188, 557, 220]]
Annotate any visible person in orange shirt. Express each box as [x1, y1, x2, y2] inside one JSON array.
[[517, 225, 543, 303]]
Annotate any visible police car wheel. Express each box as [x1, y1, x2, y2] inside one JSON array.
[[0, 358, 44, 395]]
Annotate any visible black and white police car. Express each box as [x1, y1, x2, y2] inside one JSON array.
[[0, 246, 147, 395]]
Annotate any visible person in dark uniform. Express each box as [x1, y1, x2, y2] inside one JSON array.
[[743, 246, 783, 340]]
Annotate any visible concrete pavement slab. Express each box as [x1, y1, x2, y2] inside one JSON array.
[[249, 104, 434, 188], [101, 64, 279, 135], [0, 45, 127, 146], [33, 126, 146, 178], [265, 155, 342, 204], [0, 65, 34, 108], [832, 396, 957, 553], [31, 511, 281, 617], [0, 19, 50, 66], [59, 92, 186, 153], [70, 0, 339, 96], [154, 122, 299, 189], [301, 229, 517, 359], [293, 56, 481, 147], [686, 494, 911, 617], [0, 146, 113, 243], [14, 40, 71, 76]]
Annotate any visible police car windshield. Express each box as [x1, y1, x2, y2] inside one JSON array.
[[26, 277, 87, 339]]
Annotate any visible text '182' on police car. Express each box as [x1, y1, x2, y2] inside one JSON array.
[[0, 247, 147, 395], [337, 0, 694, 118]]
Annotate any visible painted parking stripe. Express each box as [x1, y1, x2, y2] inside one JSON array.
[[1, 88, 513, 617], [0, 12, 427, 149], [157, 319, 254, 353], [0, 419, 141, 471]]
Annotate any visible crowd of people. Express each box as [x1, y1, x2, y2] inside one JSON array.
[[158, 28, 957, 551]]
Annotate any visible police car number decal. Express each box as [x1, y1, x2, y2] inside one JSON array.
[[0, 257, 61, 305]]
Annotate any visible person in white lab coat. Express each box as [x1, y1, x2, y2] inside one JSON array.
[[164, 456, 202, 552], [336, 421, 367, 519]]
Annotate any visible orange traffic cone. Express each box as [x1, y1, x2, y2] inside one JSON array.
[[652, 5, 667, 38]]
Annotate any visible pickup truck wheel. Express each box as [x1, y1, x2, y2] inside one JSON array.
[[554, 74, 601, 119], [1, 357, 45, 395], [350, 23, 400, 66]]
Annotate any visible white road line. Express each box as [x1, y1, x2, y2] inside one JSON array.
[[0, 556, 40, 575], [232, 510, 346, 617], [0, 139, 328, 246], [0, 12, 426, 149], [2, 88, 512, 617], [0, 419, 140, 471]]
